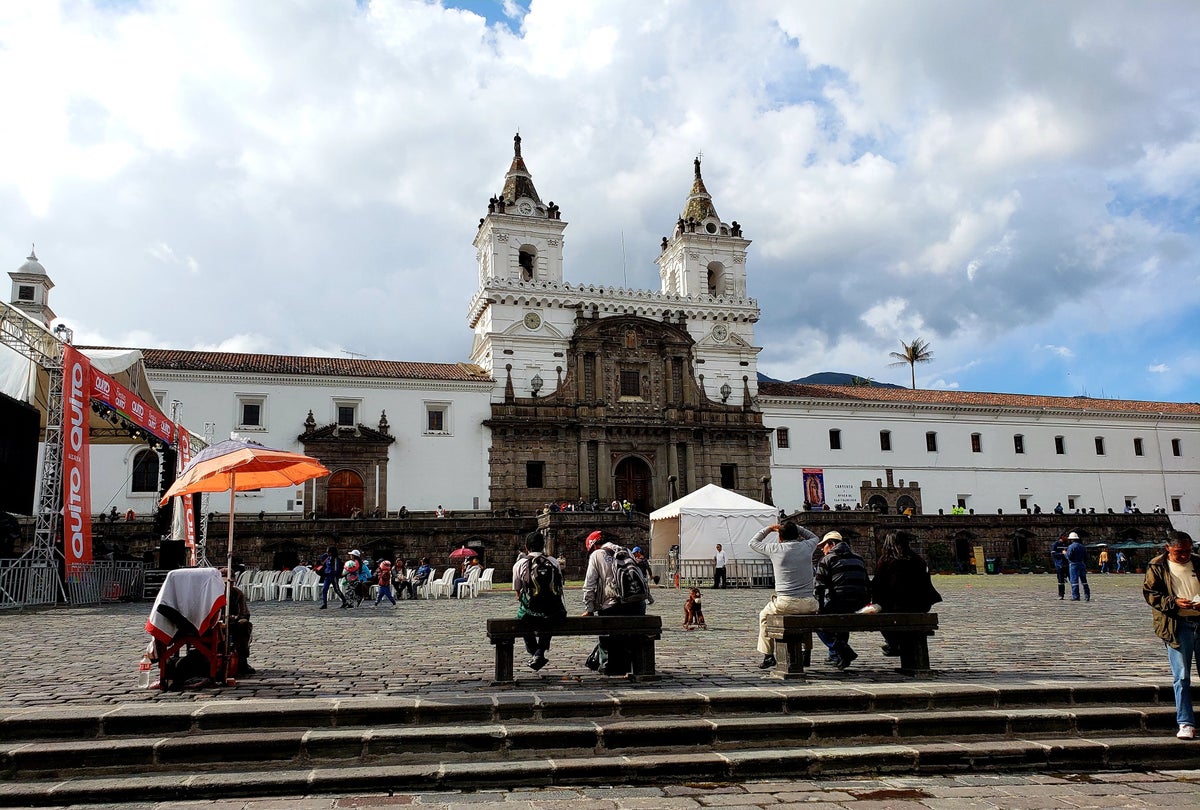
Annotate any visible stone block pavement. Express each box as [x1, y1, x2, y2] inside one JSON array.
[[4, 573, 1199, 808]]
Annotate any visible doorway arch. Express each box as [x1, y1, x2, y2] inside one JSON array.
[[613, 456, 653, 513], [326, 469, 364, 518]]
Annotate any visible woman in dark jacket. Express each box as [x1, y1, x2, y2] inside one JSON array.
[[872, 532, 942, 656]]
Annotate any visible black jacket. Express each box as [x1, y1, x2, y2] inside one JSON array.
[[873, 554, 941, 613], [815, 542, 870, 613]]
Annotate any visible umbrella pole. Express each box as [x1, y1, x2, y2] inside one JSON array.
[[224, 473, 235, 680]]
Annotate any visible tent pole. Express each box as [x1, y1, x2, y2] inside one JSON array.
[[225, 472, 235, 678]]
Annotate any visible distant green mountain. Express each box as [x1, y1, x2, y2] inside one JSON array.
[[757, 371, 904, 388]]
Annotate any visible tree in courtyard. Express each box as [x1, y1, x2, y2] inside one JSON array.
[[888, 338, 934, 389]]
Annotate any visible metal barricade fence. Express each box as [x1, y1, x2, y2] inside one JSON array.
[[65, 561, 146, 606], [0, 559, 59, 609], [676, 559, 775, 589]]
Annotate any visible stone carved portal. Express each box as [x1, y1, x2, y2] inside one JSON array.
[[613, 456, 653, 513], [326, 469, 365, 518]]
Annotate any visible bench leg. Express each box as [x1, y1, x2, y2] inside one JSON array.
[[492, 640, 515, 683], [628, 638, 660, 682], [771, 631, 811, 679], [898, 633, 932, 676]]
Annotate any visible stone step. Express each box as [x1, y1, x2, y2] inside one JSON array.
[[0, 680, 1173, 744], [2, 735, 1198, 807], [0, 705, 1180, 780]]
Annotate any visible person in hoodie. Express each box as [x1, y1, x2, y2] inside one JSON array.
[[581, 530, 648, 675]]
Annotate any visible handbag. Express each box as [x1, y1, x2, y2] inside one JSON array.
[[585, 643, 607, 672]]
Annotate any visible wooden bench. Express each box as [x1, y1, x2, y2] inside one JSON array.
[[486, 615, 662, 683], [765, 613, 939, 679]]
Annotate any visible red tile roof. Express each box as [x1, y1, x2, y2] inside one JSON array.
[[757, 382, 1200, 416], [136, 349, 492, 382]]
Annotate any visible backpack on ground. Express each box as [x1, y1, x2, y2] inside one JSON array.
[[523, 553, 566, 618], [606, 546, 649, 604]]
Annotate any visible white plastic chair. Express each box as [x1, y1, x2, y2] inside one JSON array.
[[273, 569, 297, 601], [278, 569, 308, 601], [297, 569, 321, 602], [456, 568, 482, 599], [477, 568, 495, 592], [429, 568, 456, 599], [246, 570, 274, 601], [415, 568, 438, 600]]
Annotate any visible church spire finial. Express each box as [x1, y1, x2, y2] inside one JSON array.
[[694, 152, 703, 180], [514, 132, 522, 160], [28, 243, 36, 261]]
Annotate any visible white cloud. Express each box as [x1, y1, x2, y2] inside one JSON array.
[[2, 0, 1198, 405], [1148, 363, 1169, 374]]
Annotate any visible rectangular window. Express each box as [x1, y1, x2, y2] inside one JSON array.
[[1019, 496, 1029, 510], [237, 395, 266, 429], [1013, 434, 1024, 454], [926, 432, 937, 452], [1055, 436, 1066, 455], [424, 402, 450, 434], [720, 463, 737, 489], [1173, 438, 1183, 457], [971, 433, 982, 453], [526, 461, 544, 489], [337, 405, 356, 426], [776, 428, 789, 449], [1094, 436, 1106, 455], [829, 429, 841, 450], [1068, 496, 1077, 510], [620, 369, 641, 398], [1172, 497, 1182, 512], [17, 285, 34, 301], [1133, 437, 1144, 456], [879, 430, 891, 452]]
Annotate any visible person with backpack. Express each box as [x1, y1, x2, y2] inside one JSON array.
[[317, 545, 350, 610], [512, 531, 567, 671], [581, 530, 652, 676]]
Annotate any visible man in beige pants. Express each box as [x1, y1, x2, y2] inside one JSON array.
[[747, 522, 822, 669]]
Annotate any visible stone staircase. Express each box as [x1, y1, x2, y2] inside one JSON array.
[[1, 680, 1196, 805]]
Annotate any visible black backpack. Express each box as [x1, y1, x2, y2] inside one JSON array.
[[523, 553, 566, 618], [606, 547, 650, 604]]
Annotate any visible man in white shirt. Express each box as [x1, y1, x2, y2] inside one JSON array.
[[714, 544, 728, 589], [1144, 530, 1200, 740]]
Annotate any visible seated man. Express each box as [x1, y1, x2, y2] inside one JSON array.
[[226, 573, 255, 676], [814, 531, 871, 669], [513, 531, 566, 670]]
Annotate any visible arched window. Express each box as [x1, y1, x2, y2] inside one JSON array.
[[706, 262, 726, 296], [131, 449, 160, 493], [518, 246, 537, 281]]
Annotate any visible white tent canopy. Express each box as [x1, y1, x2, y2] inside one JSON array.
[[649, 484, 777, 561]]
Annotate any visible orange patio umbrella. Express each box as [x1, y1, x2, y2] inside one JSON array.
[[160, 438, 330, 638]]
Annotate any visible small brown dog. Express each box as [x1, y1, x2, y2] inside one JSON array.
[[683, 587, 706, 629]]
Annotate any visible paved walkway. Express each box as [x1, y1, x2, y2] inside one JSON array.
[[4, 573, 1196, 809], [35, 771, 1200, 809], [0, 573, 1168, 706]]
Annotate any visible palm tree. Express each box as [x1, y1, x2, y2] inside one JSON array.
[[888, 338, 934, 389]]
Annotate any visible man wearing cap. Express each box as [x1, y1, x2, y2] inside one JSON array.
[[814, 531, 871, 669], [1065, 531, 1091, 601], [747, 521, 821, 670], [582, 530, 646, 675]]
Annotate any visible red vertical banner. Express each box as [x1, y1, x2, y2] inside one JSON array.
[[61, 346, 93, 566]]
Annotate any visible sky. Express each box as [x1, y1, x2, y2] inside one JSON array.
[[2, 0, 1198, 403]]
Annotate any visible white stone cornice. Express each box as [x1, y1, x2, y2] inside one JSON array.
[[755, 395, 1197, 422], [147, 370, 495, 392]]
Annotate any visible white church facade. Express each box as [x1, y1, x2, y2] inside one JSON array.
[[11, 135, 1200, 539]]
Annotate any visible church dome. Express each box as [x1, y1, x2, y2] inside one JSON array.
[[16, 248, 46, 276]]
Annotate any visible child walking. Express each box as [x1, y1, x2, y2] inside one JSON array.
[[374, 560, 397, 606]]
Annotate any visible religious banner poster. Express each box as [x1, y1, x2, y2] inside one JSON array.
[[802, 468, 826, 509], [61, 345, 93, 566], [175, 424, 196, 561]]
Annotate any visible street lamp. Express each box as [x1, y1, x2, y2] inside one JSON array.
[[720, 382, 732, 403], [530, 373, 543, 398]]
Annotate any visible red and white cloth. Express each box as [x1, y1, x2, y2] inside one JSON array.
[[145, 568, 227, 644]]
